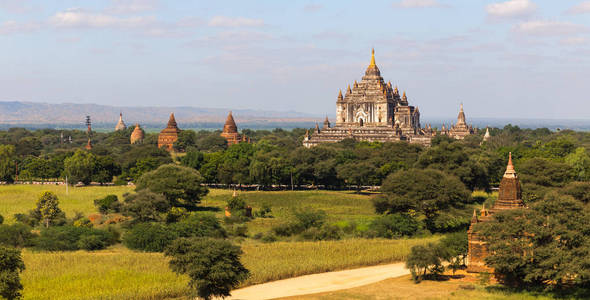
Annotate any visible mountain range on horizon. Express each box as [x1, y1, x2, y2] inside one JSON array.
[[2, 101, 590, 131]]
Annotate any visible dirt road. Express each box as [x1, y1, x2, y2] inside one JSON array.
[[227, 262, 409, 300]]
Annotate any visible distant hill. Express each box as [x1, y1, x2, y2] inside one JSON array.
[[1, 101, 589, 131], [0, 101, 322, 130]]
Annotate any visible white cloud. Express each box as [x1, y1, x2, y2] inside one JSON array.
[[486, 0, 536, 18], [106, 0, 158, 14], [561, 36, 587, 45], [49, 8, 155, 28], [566, 1, 590, 15], [0, 20, 41, 35], [392, 0, 444, 8], [208, 16, 264, 28], [513, 20, 587, 36]]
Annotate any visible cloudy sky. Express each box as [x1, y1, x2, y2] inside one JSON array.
[[1, 0, 589, 119]]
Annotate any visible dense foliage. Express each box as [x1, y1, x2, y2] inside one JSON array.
[[165, 237, 249, 300], [0, 246, 25, 300]]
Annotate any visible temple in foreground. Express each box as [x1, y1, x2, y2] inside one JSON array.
[[467, 153, 525, 273], [303, 49, 434, 148]]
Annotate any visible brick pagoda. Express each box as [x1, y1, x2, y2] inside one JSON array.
[[158, 113, 181, 151]]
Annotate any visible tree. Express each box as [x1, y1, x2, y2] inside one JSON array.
[[120, 190, 170, 223], [480, 192, 590, 289], [336, 161, 376, 191], [165, 238, 249, 300], [63, 150, 98, 185], [174, 130, 197, 152], [34, 191, 63, 228], [373, 169, 471, 232], [135, 164, 209, 210], [0, 246, 25, 300], [438, 232, 468, 274], [565, 147, 590, 181], [518, 158, 574, 187], [181, 151, 205, 170], [405, 243, 444, 283], [0, 145, 16, 182]]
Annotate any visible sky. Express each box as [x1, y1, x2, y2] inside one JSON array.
[[1, 0, 589, 119]]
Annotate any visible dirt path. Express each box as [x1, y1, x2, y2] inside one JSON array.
[[227, 262, 409, 300]]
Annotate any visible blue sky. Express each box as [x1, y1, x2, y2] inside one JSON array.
[[1, 0, 589, 119]]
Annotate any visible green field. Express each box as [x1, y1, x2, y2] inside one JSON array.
[[0, 185, 442, 299]]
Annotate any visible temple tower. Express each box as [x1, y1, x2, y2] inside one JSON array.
[[448, 103, 474, 139], [158, 113, 181, 151], [130, 124, 144, 144], [467, 152, 525, 273], [220, 111, 242, 145], [115, 112, 127, 131]]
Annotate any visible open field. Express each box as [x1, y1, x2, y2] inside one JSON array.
[[20, 238, 439, 300], [0, 185, 133, 223], [284, 274, 557, 300]]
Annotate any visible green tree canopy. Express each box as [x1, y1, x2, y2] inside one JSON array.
[[63, 150, 98, 185], [165, 237, 249, 300], [0, 246, 25, 300], [373, 169, 471, 232], [34, 191, 63, 228], [135, 164, 209, 210]]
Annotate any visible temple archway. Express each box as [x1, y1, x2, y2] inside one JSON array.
[[359, 118, 364, 127]]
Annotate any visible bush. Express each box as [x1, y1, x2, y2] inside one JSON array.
[[169, 214, 227, 239], [0, 224, 36, 248], [226, 196, 246, 212], [405, 243, 445, 283], [261, 233, 277, 243], [369, 213, 421, 238], [0, 214, 3, 225], [227, 224, 248, 237], [73, 217, 93, 228], [271, 222, 305, 237], [14, 213, 37, 227], [301, 224, 342, 241], [94, 195, 121, 214], [254, 203, 273, 218], [123, 223, 178, 252], [77, 235, 107, 251], [34, 226, 115, 251], [294, 210, 326, 229]]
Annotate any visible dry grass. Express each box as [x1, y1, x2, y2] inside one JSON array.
[[0, 185, 133, 223]]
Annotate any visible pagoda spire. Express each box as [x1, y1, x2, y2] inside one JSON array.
[[504, 152, 516, 177], [369, 48, 376, 67]]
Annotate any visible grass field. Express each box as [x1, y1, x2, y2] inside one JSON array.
[[0, 185, 443, 299], [20, 238, 439, 300]]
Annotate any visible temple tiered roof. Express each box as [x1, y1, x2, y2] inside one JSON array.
[[158, 113, 181, 151], [115, 112, 126, 131]]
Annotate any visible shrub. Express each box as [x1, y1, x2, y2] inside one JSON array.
[[94, 195, 121, 214], [123, 223, 178, 252], [254, 203, 273, 218], [227, 224, 248, 237], [13, 213, 37, 227], [226, 196, 246, 212], [369, 213, 421, 238], [0, 214, 3, 225], [261, 233, 277, 243], [34, 226, 115, 251], [405, 243, 445, 283], [77, 235, 107, 251], [301, 224, 342, 241], [169, 214, 227, 239], [0, 224, 36, 248], [294, 210, 326, 229], [73, 217, 93, 228], [271, 222, 305, 237]]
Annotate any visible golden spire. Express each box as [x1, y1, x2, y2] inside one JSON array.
[[394, 86, 399, 94], [354, 80, 358, 88], [347, 84, 352, 94], [338, 89, 343, 99], [369, 48, 376, 67], [402, 91, 407, 100], [504, 152, 517, 178]]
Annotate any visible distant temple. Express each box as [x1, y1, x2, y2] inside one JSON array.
[[482, 126, 491, 143], [158, 113, 181, 151], [220, 111, 250, 145], [467, 153, 525, 273], [115, 112, 127, 131], [303, 49, 432, 148], [130, 124, 144, 144], [443, 104, 475, 139]]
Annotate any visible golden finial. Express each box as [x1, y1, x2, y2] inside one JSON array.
[[354, 80, 358, 88], [347, 84, 352, 94], [403, 91, 407, 100], [338, 89, 343, 98], [369, 48, 376, 67], [394, 86, 399, 94]]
